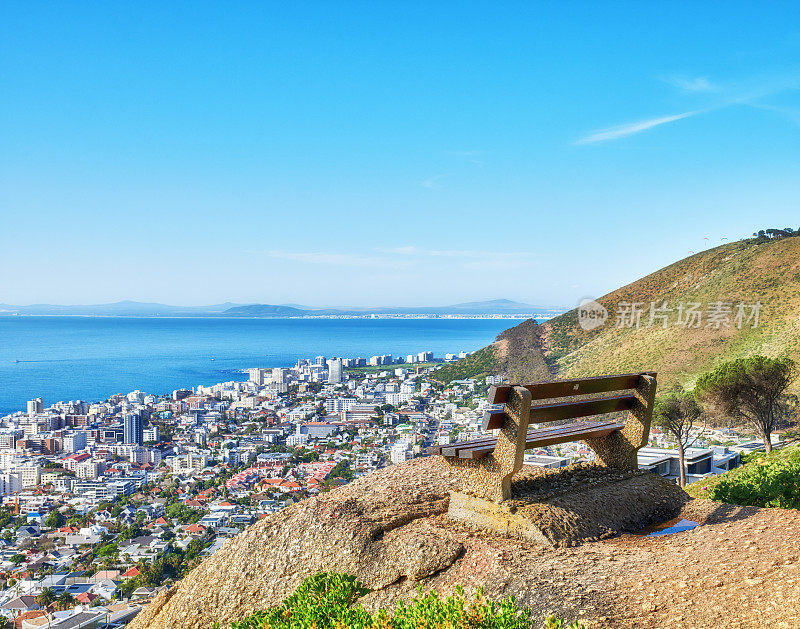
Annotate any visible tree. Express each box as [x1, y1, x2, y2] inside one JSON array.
[[57, 591, 76, 611], [10, 553, 25, 565], [654, 391, 703, 486], [45, 510, 65, 529], [696, 356, 796, 453], [35, 587, 56, 608]]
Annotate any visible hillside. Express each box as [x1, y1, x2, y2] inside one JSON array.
[[130, 457, 800, 628], [434, 236, 800, 389]]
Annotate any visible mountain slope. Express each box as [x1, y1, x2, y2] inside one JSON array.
[[434, 236, 800, 389]]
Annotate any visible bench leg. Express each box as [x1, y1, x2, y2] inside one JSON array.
[[443, 386, 532, 502], [583, 374, 656, 470]]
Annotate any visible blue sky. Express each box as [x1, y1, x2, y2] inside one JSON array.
[[2, 2, 800, 308]]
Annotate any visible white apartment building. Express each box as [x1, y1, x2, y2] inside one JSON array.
[[327, 358, 343, 384], [0, 473, 21, 496], [325, 398, 358, 414], [76, 460, 100, 479], [390, 442, 413, 465], [62, 431, 88, 454], [16, 464, 41, 488], [286, 433, 309, 447], [130, 448, 148, 465], [171, 452, 209, 474]]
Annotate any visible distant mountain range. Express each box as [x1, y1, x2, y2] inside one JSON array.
[[0, 298, 561, 318], [0, 300, 242, 317]]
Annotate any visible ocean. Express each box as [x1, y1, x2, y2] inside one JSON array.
[[0, 316, 519, 415]]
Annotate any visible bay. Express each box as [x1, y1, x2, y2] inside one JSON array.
[[0, 316, 520, 414]]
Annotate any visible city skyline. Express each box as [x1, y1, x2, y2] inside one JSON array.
[[3, 2, 800, 306]]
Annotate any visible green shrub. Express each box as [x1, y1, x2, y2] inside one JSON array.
[[709, 447, 800, 509], [687, 446, 800, 509], [218, 572, 585, 629]]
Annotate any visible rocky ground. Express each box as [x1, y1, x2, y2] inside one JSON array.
[[129, 457, 800, 629]]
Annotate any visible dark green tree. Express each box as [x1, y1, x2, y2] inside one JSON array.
[[45, 510, 65, 529], [35, 587, 56, 608], [697, 356, 796, 453]]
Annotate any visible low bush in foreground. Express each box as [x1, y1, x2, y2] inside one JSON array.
[[686, 445, 800, 509], [217, 572, 585, 629]]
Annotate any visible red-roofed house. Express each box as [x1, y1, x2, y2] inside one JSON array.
[[76, 592, 98, 604], [121, 566, 141, 579]]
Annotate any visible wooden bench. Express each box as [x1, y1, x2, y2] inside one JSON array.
[[429, 372, 657, 502]]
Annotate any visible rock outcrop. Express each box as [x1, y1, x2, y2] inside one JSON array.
[[130, 458, 800, 628]]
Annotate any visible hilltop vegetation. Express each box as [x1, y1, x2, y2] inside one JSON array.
[[218, 572, 583, 629], [437, 236, 800, 390], [430, 345, 500, 384], [686, 444, 800, 509]]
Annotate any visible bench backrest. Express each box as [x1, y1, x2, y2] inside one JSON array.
[[483, 371, 657, 431]]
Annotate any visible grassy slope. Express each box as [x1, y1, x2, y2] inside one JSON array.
[[437, 237, 800, 388], [430, 345, 500, 384]]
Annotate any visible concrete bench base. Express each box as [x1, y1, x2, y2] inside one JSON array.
[[447, 471, 688, 547]]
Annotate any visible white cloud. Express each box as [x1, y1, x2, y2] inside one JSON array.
[[420, 174, 445, 189], [665, 75, 718, 92], [382, 246, 481, 257], [252, 250, 400, 268], [577, 70, 800, 146], [574, 109, 704, 145]]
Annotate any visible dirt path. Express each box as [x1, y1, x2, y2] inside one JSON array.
[[578, 500, 800, 628]]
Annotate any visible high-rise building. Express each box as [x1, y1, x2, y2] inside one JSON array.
[[327, 358, 343, 384], [26, 398, 43, 415], [248, 368, 266, 385], [62, 431, 87, 454], [314, 355, 326, 366], [271, 368, 288, 384], [123, 413, 143, 445]]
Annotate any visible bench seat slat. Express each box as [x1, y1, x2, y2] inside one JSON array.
[[458, 422, 625, 459], [438, 421, 604, 457], [482, 393, 636, 430], [437, 420, 625, 459]]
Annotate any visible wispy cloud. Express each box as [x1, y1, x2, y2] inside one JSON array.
[[746, 102, 800, 126], [575, 110, 706, 145], [250, 250, 401, 268], [664, 75, 718, 92], [576, 69, 800, 146], [446, 150, 486, 166], [420, 174, 445, 189], [382, 246, 485, 257]]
